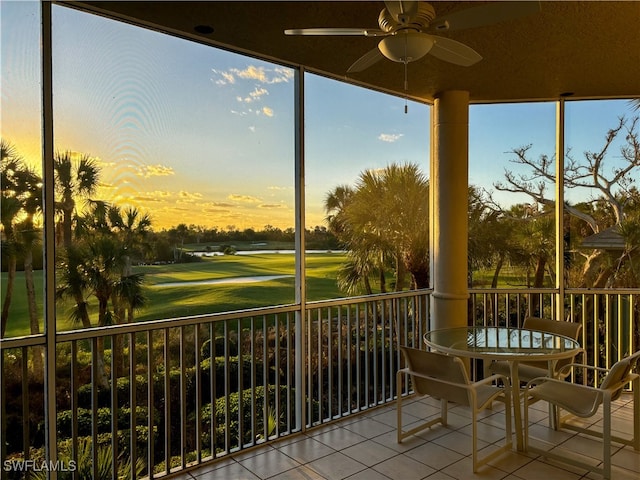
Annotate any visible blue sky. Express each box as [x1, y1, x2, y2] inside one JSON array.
[[2, 1, 636, 230]]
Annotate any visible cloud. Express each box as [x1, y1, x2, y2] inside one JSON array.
[[201, 201, 236, 213], [250, 87, 268, 100], [212, 65, 291, 117], [136, 164, 175, 178], [378, 133, 404, 143], [212, 69, 236, 85], [208, 201, 236, 208], [215, 65, 285, 85], [259, 203, 285, 209], [132, 190, 172, 203], [238, 87, 270, 103], [178, 191, 203, 202], [229, 194, 261, 203], [231, 65, 293, 84], [202, 206, 232, 214], [271, 67, 295, 84]]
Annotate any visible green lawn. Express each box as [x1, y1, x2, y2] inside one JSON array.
[[2, 253, 543, 338], [1, 252, 347, 337]]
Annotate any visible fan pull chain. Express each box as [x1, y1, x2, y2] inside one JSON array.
[[404, 60, 409, 114], [403, 34, 409, 114]]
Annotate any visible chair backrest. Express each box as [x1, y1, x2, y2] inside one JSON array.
[[522, 317, 582, 372], [400, 347, 471, 406], [599, 350, 640, 401], [523, 317, 582, 340]]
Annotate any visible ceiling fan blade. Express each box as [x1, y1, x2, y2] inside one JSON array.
[[285, 28, 387, 37], [429, 1, 540, 32], [428, 36, 482, 66], [347, 48, 384, 73]]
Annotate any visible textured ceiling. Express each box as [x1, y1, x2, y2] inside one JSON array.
[[73, 1, 640, 104]]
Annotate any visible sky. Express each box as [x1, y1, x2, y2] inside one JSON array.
[[2, 1, 637, 231]]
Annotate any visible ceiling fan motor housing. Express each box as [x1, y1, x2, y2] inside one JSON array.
[[378, 2, 437, 32]]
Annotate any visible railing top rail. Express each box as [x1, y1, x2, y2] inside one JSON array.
[[469, 287, 640, 294], [0, 334, 46, 350], [3, 287, 637, 347], [54, 303, 299, 342], [306, 288, 432, 309]]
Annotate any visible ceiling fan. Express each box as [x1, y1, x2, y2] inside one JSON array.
[[285, 1, 540, 73]]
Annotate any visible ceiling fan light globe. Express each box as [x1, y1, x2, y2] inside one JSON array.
[[378, 32, 434, 63]]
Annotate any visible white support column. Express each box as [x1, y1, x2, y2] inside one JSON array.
[[430, 91, 470, 330]]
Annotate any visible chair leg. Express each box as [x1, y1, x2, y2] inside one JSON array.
[[471, 410, 478, 473], [396, 370, 403, 443], [633, 377, 640, 451], [523, 392, 530, 451], [505, 388, 513, 448], [441, 398, 448, 426], [548, 403, 558, 430], [603, 395, 611, 479]]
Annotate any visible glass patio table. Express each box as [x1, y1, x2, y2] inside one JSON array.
[[424, 326, 581, 451]]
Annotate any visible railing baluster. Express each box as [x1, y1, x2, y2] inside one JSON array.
[[346, 305, 352, 414], [70, 341, 78, 480], [250, 316, 256, 447], [236, 318, 243, 450], [179, 326, 186, 468], [111, 335, 118, 480], [208, 322, 216, 460], [146, 330, 155, 479], [91, 337, 99, 480], [327, 306, 332, 420], [163, 328, 170, 474], [21, 347, 29, 473], [194, 324, 201, 463], [129, 333, 137, 480], [337, 306, 343, 417]]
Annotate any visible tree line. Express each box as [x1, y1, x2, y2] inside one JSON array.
[[323, 116, 640, 295]]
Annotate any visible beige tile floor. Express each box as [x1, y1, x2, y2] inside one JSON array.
[[177, 393, 639, 480]]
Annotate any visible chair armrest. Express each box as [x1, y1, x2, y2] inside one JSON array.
[[524, 375, 599, 393], [556, 362, 609, 377], [400, 368, 510, 392], [472, 373, 510, 389]]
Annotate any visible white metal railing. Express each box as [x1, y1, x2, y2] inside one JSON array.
[[1, 288, 638, 478]]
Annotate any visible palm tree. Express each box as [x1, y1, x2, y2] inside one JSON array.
[[1, 140, 21, 336], [349, 163, 430, 290], [58, 201, 150, 379], [325, 164, 430, 293], [1, 140, 43, 342], [108, 206, 152, 278], [1, 196, 21, 337], [54, 151, 100, 247], [56, 243, 92, 328], [324, 184, 354, 237], [325, 184, 389, 293]]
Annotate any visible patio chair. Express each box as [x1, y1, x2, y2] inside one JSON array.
[[523, 350, 640, 479], [486, 317, 583, 384], [397, 347, 512, 472]]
